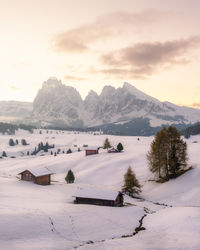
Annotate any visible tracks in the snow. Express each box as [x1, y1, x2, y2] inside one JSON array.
[[69, 198, 173, 249]]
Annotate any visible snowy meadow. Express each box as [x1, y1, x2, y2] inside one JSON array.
[[0, 129, 200, 250]]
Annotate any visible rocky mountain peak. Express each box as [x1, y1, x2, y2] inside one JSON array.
[[42, 77, 62, 89], [100, 85, 116, 97], [85, 90, 99, 100]]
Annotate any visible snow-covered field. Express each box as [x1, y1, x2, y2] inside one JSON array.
[[0, 130, 200, 250]]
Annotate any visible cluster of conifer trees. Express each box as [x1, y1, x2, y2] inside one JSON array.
[[9, 138, 28, 146], [122, 126, 188, 197], [103, 138, 124, 152], [181, 122, 200, 138]]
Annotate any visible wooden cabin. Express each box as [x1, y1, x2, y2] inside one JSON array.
[[18, 167, 53, 185], [73, 188, 123, 207], [85, 147, 99, 156]]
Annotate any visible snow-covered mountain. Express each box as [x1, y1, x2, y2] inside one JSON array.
[[1, 77, 200, 134], [32, 77, 85, 127], [32, 78, 200, 132]]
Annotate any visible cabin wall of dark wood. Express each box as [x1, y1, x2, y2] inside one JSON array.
[[21, 170, 35, 182], [75, 197, 115, 206], [85, 150, 98, 156], [35, 175, 51, 185], [114, 193, 124, 206]]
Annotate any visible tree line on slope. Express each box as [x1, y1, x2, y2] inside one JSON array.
[[181, 122, 200, 138], [0, 122, 35, 135], [103, 138, 124, 152]]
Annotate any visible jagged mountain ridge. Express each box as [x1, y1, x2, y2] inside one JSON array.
[[32, 78, 200, 129]]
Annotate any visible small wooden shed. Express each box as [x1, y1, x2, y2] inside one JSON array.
[[73, 188, 123, 207], [85, 147, 99, 156], [18, 167, 53, 185]]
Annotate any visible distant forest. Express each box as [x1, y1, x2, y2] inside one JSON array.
[[0, 122, 35, 135], [181, 123, 200, 138]]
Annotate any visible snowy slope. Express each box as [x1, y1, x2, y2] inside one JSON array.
[[81, 207, 200, 250], [0, 130, 200, 249]]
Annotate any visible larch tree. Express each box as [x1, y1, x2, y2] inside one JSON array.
[[103, 138, 112, 151], [122, 166, 141, 197], [147, 126, 188, 181]]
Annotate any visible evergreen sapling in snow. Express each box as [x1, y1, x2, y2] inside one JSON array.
[[103, 138, 111, 151], [65, 170, 75, 183], [2, 151, 7, 157], [117, 142, 123, 152], [9, 138, 15, 146]]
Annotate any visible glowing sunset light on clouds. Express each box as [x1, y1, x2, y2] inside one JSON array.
[[0, 0, 200, 108]]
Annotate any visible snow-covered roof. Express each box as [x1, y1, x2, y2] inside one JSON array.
[[73, 187, 119, 201], [85, 147, 99, 151], [19, 167, 53, 177], [108, 148, 118, 152]]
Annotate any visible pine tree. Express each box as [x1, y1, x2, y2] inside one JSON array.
[[122, 166, 141, 197], [9, 138, 15, 146], [44, 142, 49, 152], [2, 151, 7, 157], [65, 170, 75, 183], [147, 126, 188, 181], [67, 148, 72, 154], [21, 139, 28, 145], [117, 142, 123, 152], [103, 138, 111, 150]]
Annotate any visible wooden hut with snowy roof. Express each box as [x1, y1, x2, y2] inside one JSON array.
[[18, 167, 53, 185], [73, 188, 123, 207], [85, 147, 100, 156]]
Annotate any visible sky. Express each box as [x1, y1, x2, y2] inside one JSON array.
[[0, 0, 200, 108]]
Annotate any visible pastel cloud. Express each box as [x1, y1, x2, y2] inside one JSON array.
[[99, 37, 200, 78], [192, 103, 200, 108], [53, 9, 170, 53], [64, 75, 85, 81]]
